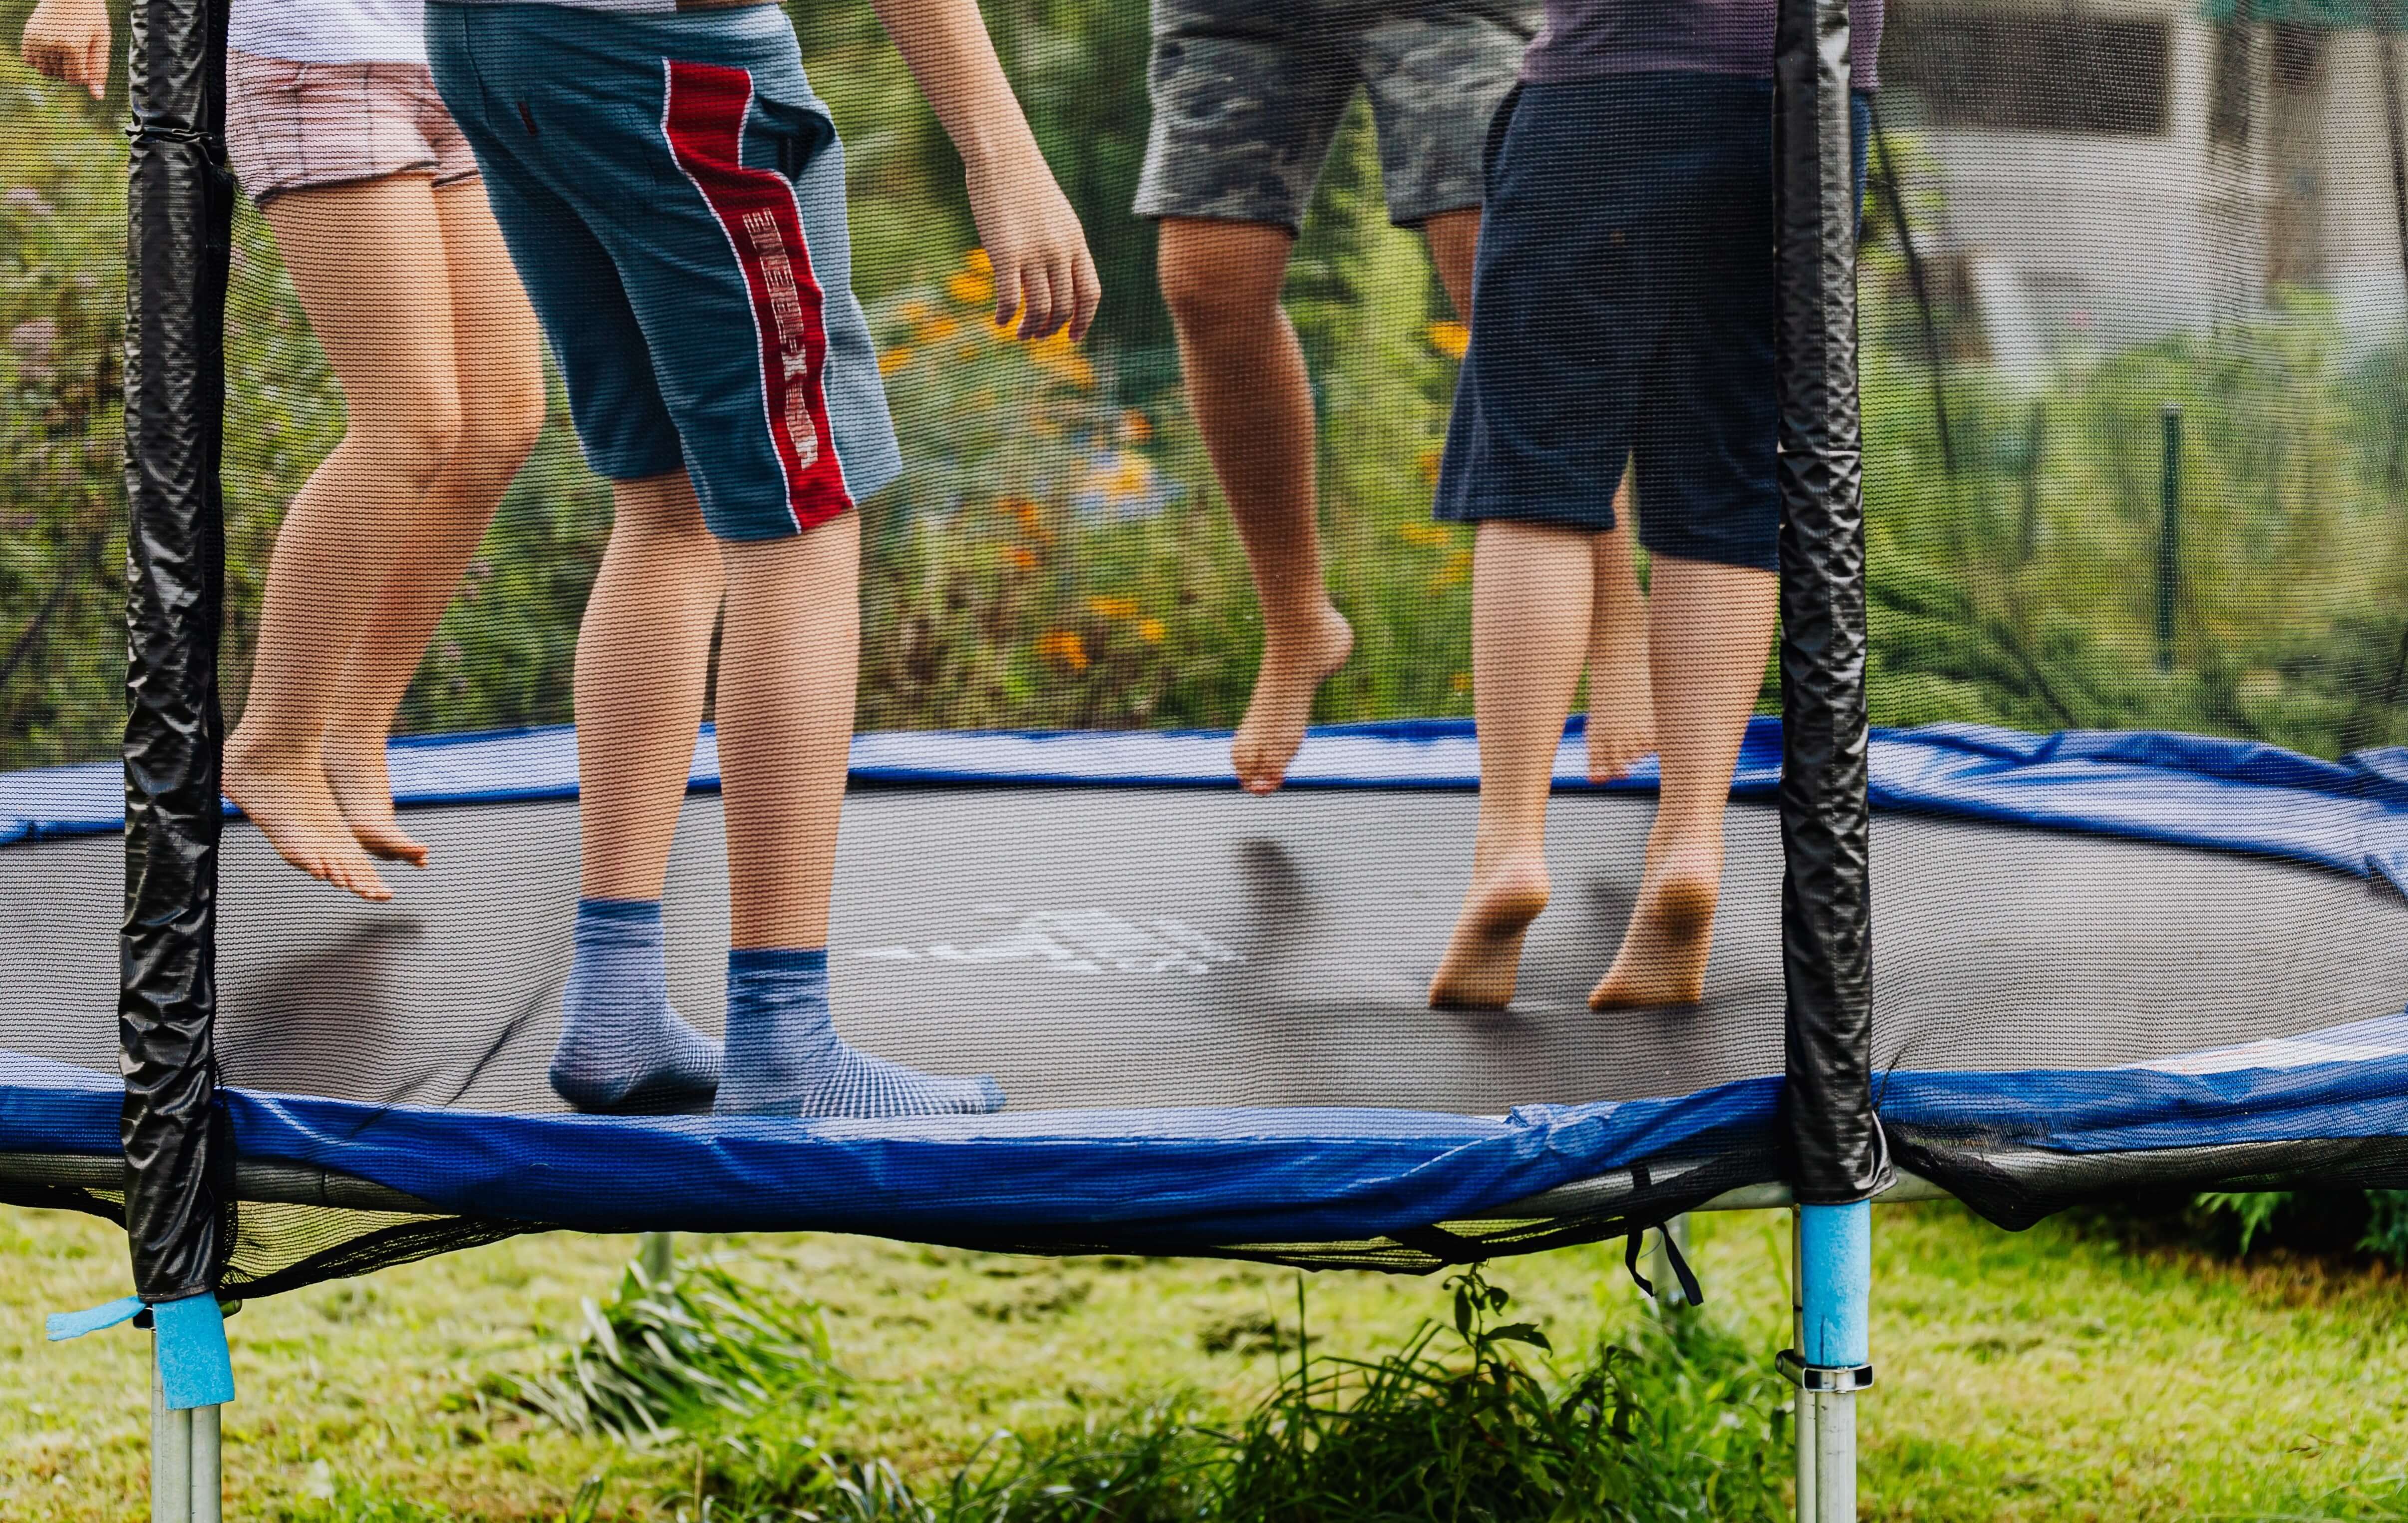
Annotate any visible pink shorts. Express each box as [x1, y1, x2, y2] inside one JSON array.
[[226, 51, 482, 205]]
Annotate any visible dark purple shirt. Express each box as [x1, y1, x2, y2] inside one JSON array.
[[1524, 0, 1883, 91]]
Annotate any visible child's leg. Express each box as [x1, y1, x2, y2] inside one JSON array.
[[548, 470, 724, 1113], [1429, 521, 1595, 1009], [1158, 218, 1353, 796], [1590, 555, 1778, 1010], [320, 177, 548, 866], [224, 173, 468, 902], [710, 512, 999, 1117], [1584, 487, 1654, 783]]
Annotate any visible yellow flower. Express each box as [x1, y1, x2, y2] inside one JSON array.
[[1138, 617, 1167, 644], [1001, 545, 1038, 572], [1087, 596, 1139, 620], [1426, 320, 1471, 360], [1451, 671, 1474, 695], [1417, 449, 1444, 488], [1430, 549, 1473, 592], [1100, 455, 1154, 501], [949, 268, 996, 308], [1398, 523, 1452, 549], [897, 298, 935, 327], [964, 247, 993, 277], [878, 347, 914, 376], [1035, 629, 1089, 673], [913, 313, 961, 344]]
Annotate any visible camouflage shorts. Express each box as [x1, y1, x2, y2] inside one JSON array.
[[1134, 0, 1539, 231]]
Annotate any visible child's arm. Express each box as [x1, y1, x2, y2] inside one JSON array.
[[870, 0, 1101, 342], [18, 0, 111, 99]]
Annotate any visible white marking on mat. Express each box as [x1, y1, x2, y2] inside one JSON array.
[[857, 909, 1239, 977]]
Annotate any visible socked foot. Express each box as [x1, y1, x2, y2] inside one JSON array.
[[322, 734, 428, 868], [223, 731, 394, 902], [1429, 857, 1550, 1010], [1233, 609, 1354, 795], [1590, 849, 1722, 1009]]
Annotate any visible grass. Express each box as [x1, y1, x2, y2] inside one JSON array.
[[8, 1205, 2408, 1520]]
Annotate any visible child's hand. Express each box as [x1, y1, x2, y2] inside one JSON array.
[[19, 0, 111, 99], [964, 146, 1102, 343]]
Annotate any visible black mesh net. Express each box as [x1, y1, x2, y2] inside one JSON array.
[[2, 0, 2406, 1299]]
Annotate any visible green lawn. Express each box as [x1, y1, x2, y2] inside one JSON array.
[[3, 1202, 2406, 1521]]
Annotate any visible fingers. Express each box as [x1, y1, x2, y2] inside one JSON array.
[[1067, 244, 1102, 343], [1016, 257, 1059, 340], [80, 32, 105, 96]]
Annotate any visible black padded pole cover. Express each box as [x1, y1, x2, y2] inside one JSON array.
[[121, 0, 235, 1304], [1774, 0, 1887, 1204]]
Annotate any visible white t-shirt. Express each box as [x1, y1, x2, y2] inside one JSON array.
[[229, 0, 428, 65]]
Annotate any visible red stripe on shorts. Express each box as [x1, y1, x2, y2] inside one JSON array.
[[662, 59, 851, 532]]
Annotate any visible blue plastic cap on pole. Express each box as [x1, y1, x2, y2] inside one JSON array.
[[1800, 1201, 1872, 1368]]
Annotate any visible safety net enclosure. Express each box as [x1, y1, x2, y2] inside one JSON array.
[[0, 0, 2404, 1322]]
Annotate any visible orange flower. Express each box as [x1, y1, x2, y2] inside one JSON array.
[[1138, 617, 1167, 644], [1087, 595, 1139, 620], [1426, 320, 1470, 360], [949, 267, 996, 308], [1035, 629, 1089, 672], [878, 347, 914, 376], [1001, 545, 1038, 572], [1120, 409, 1154, 444]]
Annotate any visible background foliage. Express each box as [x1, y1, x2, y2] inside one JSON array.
[[4, 0, 2406, 768]]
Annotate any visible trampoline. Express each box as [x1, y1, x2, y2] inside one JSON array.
[[6, 0, 2408, 1517], [6, 719, 2408, 1275]]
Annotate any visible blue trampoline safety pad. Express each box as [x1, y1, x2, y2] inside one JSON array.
[[6, 718, 2407, 891], [5, 1011, 2408, 1243]]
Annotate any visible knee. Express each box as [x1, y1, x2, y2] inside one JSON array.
[[360, 381, 467, 481], [1157, 241, 1286, 340], [456, 376, 547, 481]]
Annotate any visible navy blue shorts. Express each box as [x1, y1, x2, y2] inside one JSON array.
[[1434, 73, 1871, 571]]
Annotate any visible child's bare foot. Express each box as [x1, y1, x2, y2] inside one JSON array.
[[1232, 608, 1353, 795], [1590, 846, 1721, 1009], [322, 732, 428, 867], [1584, 659, 1657, 784], [1430, 856, 1550, 1009], [223, 730, 393, 902]]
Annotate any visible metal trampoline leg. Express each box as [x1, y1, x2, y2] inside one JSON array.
[[191, 1404, 222, 1523], [639, 1231, 676, 1287], [149, 1344, 188, 1523], [1790, 1210, 1816, 1521], [148, 1335, 222, 1523], [1787, 1203, 1872, 1523]]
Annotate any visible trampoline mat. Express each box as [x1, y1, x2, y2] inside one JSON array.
[[6, 785, 2406, 1119]]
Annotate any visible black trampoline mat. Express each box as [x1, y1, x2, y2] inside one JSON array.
[[5, 787, 2406, 1117]]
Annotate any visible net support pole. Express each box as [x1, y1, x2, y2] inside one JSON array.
[[124, 0, 238, 1504], [122, 0, 236, 1311], [1774, 0, 1883, 1513]]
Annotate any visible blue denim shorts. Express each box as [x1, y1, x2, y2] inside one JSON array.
[[1434, 73, 1871, 571], [427, 2, 901, 541]]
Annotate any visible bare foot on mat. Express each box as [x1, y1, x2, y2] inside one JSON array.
[[1583, 662, 1657, 785], [223, 730, 393, 902], [1589, 846, 1720, 1009], [1430, 856, 1551, 1009], [1232, 608, 1354, 795], [322, 731, 428, 867]]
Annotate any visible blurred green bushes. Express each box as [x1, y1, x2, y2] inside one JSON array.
[[3, 9, 2406, 769]]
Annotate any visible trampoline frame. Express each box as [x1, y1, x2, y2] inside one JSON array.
[[86, 0, 1880, 1517]]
